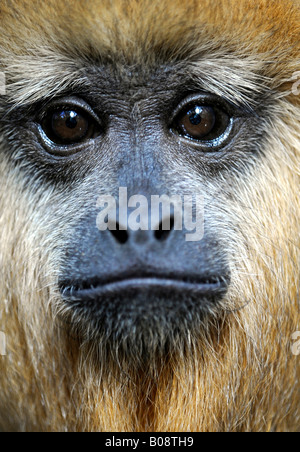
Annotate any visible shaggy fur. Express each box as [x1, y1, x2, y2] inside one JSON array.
[[0, 0, 299, 431]]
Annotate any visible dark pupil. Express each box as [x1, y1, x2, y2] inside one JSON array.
[[51, 110, 89, 142], [188, 111, 202, 125], [178, 105, 216, 140], [65, 113, 79, 129]]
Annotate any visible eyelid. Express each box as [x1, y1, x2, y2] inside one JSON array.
[[37, 96, 101, 124], [171, 92, 236, 124], [183, 116, 234, 148], [37, 121, 96, 156], [170, 93, 238, 149], [36, 96, 102, 155]]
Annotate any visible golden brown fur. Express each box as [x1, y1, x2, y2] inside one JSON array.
[[0, 0, 299, 431]]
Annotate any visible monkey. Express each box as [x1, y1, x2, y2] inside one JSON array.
[[0, 0, 299, 432]]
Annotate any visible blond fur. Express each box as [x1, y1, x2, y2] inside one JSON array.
[[0, 0, 299, 431]]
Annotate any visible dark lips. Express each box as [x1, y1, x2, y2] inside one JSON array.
[[59, 273, 230, 343], [60, 273, 229, 300]]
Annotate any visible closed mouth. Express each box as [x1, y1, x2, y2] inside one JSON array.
[[60, 273, 230, 299]]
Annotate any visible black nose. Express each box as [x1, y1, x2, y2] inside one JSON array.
[[109, 216, 175, 246]]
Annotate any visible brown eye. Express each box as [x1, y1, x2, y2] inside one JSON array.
[[177, 106, 216, 139], [173, 103, 231, 144], [42, 109, 98, 145]]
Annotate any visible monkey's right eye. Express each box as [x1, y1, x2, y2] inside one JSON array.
[[39, 99, 102, 150], [41, 109, 100, 145]]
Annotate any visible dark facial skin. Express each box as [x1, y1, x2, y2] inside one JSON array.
[[0, 62, 268, 360]]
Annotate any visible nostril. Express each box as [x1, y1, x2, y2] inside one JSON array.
[[110, 223, 129, 244], [155, 216, 175, 241], [109, 218, 175, 244]]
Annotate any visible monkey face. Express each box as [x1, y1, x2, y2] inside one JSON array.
[[0, 30, 276, 359], [0, 0, 296, 367], [0, 0, 299, 433], [17, 63, 265, 356], [54, 72, 243, 345]]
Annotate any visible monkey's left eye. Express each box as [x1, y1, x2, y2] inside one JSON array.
[[172, 97, 234, 147], [41, 106, 100, 146]]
